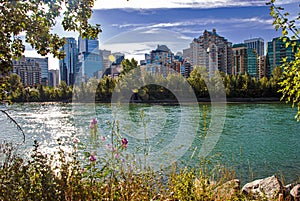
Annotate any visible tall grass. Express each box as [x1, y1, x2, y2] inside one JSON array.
[[0, 111, 295, 200]]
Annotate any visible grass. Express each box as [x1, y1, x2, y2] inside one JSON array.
[[0, 141, 246, 201], [0, 115, 297, 200]]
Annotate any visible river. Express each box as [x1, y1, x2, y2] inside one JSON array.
[[0, 102, 299, 184]]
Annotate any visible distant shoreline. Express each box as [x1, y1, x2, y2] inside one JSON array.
[[9, 97, 282, 105]]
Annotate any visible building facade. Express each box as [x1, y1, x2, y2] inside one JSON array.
[[100, 49, 112, 71], [26, 57, 48, 85], [244, 38, 264, 57], [266, 37, 300, 77], [59, 37, 78, 85], [232, 44, 247, 75], [13, 57, 41, 86], [49, 69, 59, 87], [144, 45, 175, 77], [247, 48, 258, 77], [187, 29, 233, 76], [78, 37, 102, 80]]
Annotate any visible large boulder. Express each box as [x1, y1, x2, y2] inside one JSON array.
[[242, 175, 283, 199], [290, 184, 300, 199]]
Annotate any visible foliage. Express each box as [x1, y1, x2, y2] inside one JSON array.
[[120, 58, 138, 76], [267, 0, 300, 120], [0, 0, 101, 102], [0, 117, 254, 201], [188, 67, 280, 99], [5, 68, 283, 103]]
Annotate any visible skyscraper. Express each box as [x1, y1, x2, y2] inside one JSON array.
[[244, 38, 264, 57], [188, 29, 233, 76], [247, 48, 258, 78], [13, 57, 41, 86], [232, 44, 247, 75], [26, 57, 48, 85], [78, 37, 102, 80], [232, 44, 258, 77], [266, 37, 300, 77], [59, 37, 78, 85], [49, 69, 59, 87], [100, 49, 112, 71]]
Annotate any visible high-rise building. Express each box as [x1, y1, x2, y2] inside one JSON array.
[[112, 52, 125, 65], [247, 48, 258, 78], [258, 56, 267, 79], [59, 37, 78, 85], [232, 44, 247, 75], [266, 37, 300, 77], [187, 29, 233, 76], [145, 45, 175, 76], [244, 38, 264, 57], [13, 57, 41, 86], [232, 43, 258, 77], [78, 37, 102, 80], [100, 49, 112, 71], [49, 69, 59, 87], [26, 57, 48, 85]]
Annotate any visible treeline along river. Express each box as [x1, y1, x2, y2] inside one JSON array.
[[0, 102, 299, 184]]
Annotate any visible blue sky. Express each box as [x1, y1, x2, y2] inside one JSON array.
[[24, 0, 299, 69]]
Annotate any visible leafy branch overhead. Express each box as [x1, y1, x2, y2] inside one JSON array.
[[0, 0, 101, 74], [267, 0, 300, 121]]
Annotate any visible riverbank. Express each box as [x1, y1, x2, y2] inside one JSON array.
[[9, 96, 281, 104], [1, 140, 299, 200]]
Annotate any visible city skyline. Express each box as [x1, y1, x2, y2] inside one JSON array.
[[23, 0, 299, 69]]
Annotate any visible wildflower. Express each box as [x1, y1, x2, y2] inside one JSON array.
[[90, 123, 95, 129], [81, 168, 85, 173], [73, 137, 80, 143], [89, 154, 96, 162], [100, 136, 106, 142], [91, 118, 98, 125], [90, 118, 98, 129], [121, 138, 128, 148]]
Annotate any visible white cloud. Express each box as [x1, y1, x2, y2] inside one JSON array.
[[111, 16, 274, 32], [100, 28, 191, 61], [93, 0, 299, 9]]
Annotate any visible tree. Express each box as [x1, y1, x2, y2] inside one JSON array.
[[120, 58, 138, 76], [0, 0, 101, 101], [267, 0, 300, 120]]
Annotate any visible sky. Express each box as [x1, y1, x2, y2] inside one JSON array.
[[24, 0, 300, 69]]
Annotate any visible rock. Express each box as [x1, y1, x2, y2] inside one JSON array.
[[213, 179, 240, 200], [290, 184, 300, 199], [242, 175, 283, 199], [284, 183, 294, 197]]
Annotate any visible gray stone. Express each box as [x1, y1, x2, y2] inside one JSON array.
[[242, 175, 283, 199], [290, 184, 300, 198]]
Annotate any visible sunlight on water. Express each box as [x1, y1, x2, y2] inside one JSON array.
[[0, 102, 299, 183]]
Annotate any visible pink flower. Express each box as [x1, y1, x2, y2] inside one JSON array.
[[91, 118, 98, 125], [89, 155, 96, 162], [90, 118, 98, 129], [115, 153, 120, 158], [90, 123, 95, 129], [121, 138, 128, 148], [73, 137, 80, 143], [100, 136, 106, 142], [106, 144, 111, 149]]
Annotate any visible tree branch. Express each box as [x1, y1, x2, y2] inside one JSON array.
[[0, 109, 25, 144]]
